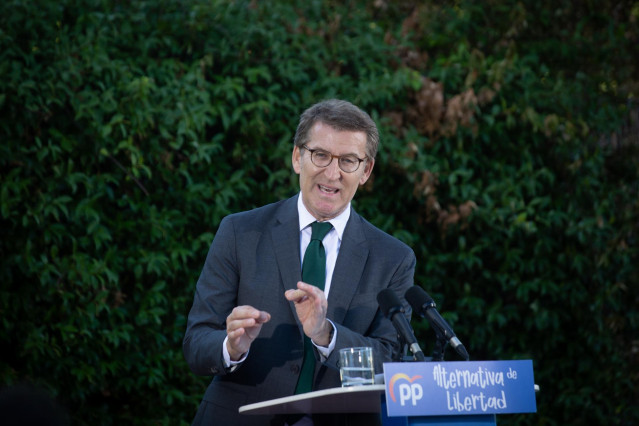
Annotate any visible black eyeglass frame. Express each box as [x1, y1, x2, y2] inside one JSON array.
[[301, 145, 368, 173]]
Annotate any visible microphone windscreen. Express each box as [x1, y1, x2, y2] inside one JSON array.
[[405, 286, 434, 311], [377, 288, 402, 316]]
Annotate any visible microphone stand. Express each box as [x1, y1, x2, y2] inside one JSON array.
[[398, 339, 413, 362], [396, 339, 420, 362], [431, 329, 448, 362], [398, 340, 430, 362]]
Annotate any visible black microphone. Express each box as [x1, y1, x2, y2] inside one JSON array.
[[377, 289, 426, 362], [405, 286, 470, 361]]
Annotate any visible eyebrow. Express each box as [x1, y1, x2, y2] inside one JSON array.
[[306, 145, 362, 158]]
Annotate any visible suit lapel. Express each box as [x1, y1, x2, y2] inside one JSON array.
[[271, 195, 302, 293], [327, 211, 369, 325], [270, 195, 307, 334]]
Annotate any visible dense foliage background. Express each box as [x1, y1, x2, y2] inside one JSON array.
[[1, 0, 637, 424]]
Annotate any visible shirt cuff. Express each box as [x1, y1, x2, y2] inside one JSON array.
[[312, 319, 337, 360], [223, 335, 248, 370]]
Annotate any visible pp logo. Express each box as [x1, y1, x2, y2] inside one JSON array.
[[388, 373, 424, 406]]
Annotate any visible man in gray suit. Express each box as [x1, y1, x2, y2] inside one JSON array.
[[183, 99, 416, 425]]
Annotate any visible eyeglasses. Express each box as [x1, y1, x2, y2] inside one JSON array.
[[301, 145, 367, 173]]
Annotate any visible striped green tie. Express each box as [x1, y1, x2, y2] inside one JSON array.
[[294, 221, 333, 394]]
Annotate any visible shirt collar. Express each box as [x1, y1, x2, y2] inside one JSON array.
[[297, 193, 350, 240]]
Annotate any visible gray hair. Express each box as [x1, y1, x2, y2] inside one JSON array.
[[293, 99, 379, 159]]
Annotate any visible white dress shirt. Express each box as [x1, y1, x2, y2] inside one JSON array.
[[297, 193, 350, 358]]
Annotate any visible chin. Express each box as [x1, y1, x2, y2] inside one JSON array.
[[318, 206, 346, 220]]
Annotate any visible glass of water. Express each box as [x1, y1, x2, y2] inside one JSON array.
[[339, 347, 375, 387]]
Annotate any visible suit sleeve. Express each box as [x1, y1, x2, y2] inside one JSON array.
[[183, 216, 240, 376]]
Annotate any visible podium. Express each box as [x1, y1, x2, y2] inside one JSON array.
[[240, 361, 536, 425], [239, 385, 386, 415], [239, 385, 496, 425]]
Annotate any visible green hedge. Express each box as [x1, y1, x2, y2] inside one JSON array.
[[1, 1, 637, 424]]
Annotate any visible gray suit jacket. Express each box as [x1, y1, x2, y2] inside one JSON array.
[[183, 195, 416, 425]]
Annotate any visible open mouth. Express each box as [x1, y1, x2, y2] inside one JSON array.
[[318, 184, 338, 194]]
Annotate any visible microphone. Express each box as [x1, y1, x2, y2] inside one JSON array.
[[377, 289, 425, 362], [405, 286, 470, 361]]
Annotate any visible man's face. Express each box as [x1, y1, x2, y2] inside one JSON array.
[[292, 121, 375, 221]]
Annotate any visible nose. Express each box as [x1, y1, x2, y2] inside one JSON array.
[[324, 158, 342, 180]]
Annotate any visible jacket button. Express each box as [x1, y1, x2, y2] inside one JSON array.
[[291, 364, 300, 374]]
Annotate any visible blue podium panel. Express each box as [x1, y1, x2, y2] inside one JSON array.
[[382, 413, 496, 426], [383, 360, 536, 419], [381, 395, 496, 426], [404, 414, 496, 426]]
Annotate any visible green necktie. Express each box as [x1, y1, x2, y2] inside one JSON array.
[[294, 221, 333, 394]]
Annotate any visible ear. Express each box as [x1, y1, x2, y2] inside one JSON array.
[[292, 145, 302, 175], [358, 158, 375, 185]]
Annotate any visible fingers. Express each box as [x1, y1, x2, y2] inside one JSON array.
[[284, 288, 308, 302], [228, 305, 271, 322], [256, 310, 271, 323], [296, 281, 322, 295], [285, 281, 324, 302], [285, 282, 328, 337], [226, 306, 271, 335], [225, 306, 271, 360]]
